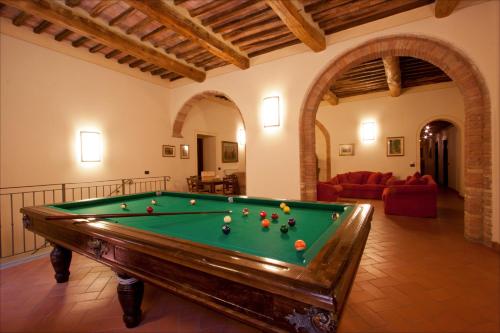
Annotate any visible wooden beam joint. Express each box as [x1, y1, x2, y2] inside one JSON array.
[[265, 0, 325, 52], [382, 56, 401, 97]]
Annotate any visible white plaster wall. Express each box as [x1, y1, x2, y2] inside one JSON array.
[[168, 2, 499, 241], [0, 34, 171, 187], [316, 86, 465, 194]]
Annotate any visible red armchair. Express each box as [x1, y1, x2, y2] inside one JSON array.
[[382, 175, 437, 218], [317, 182, 343, 202]]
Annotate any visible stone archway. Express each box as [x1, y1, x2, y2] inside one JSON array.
[[315, 120, 331, 181], [172, 90, 245, 138], [299, 35, 491, 244]]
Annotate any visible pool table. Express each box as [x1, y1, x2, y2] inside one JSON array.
[[21, 191, 373, 333]]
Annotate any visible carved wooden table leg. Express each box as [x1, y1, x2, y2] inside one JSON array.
[[50, 244, 72, 283], [117, 274, 144, 328]]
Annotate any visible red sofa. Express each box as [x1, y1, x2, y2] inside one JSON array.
[[317, 171, 395, 200], [382, 174, 437, 217]]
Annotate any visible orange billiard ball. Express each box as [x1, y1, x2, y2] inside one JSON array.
[[261, 219, 270, 228], [294, 240, 306, 251]]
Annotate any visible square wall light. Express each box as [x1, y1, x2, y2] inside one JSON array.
[[80, 131, 101, 162], [262, 96, 280, 127], [362, 122, 376, 142]]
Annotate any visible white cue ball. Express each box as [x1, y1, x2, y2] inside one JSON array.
[[120, 203, 127, 209], [190, 199, 196, 205], [151, 199, 157, 205], [223, 216, 232, 223]]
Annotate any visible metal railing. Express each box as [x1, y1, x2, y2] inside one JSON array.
[[0, 175, 171, 259]]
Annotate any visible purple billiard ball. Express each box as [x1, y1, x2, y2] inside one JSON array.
[[288, 218, 296, 227]]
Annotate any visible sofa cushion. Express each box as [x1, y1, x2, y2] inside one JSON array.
[[379, 172, 393, 185], [347, 172, 364, 184], [406, 177, 426, 185], [338, 173, 349, 184], [366, 172, 382, 184]]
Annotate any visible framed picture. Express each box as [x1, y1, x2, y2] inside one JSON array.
[[339, 144, 354, 156], [180, 144, 189, 159], [162, 145, 175, 157], [222, 141, 238, 163], [387, 137, 404, 156]]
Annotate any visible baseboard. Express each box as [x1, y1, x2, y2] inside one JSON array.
[[0, 247, 51, 270]]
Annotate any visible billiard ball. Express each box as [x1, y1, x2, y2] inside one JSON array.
[[222, 225, 231, 235], [288, 218, 296, 227], [155, 191, 162, 196], [190, 199, 196, 205], [271, 213, 279, 220], [120, 203, 128, 209], [146, 206, 154, 214], [261, 219, 270, 228], [259, 211, 267, 219], [223, 215, 232, 223], [280, 225, 289, 233], [242, 208, 249, 216], [279, 202, 286, 209], [151, 199, 157, 205], [332, 212, 340, 221], [283, 206, 291, 214], [295, 240, 306, 251], [228, 197, 234, 203]]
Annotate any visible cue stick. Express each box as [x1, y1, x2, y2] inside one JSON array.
[[45, 210, 233, 220]]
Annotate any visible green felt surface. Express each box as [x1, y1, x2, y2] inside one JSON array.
[[50, 192, 353, 266]]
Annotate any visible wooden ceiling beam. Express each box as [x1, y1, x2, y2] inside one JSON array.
[[71, 36, 88, 47], [382, 56, 401, 97], [65, 0, 81, 8], [89, 0, 118, 18], [33, 20, 52, 34], [55, 29, 73, 41], [13, 11, 31, 26], [435, 0, 460, 18], [324, 90, 338, 106], [123, 0, 249, 69], [89, 43, 105, 53], [109, 7, 135, 26], [3, 0, 205, 82], [126, 17, 153, 35], [141, 26, 166, 42], [265, 0, 325, 52]]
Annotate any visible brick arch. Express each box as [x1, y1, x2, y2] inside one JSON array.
[[300, 35, 491, 244], [315, 120, 331, 180], [172, 90, 244, 138]]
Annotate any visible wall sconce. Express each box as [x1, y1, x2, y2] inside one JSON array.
[[262, 96, 280, 127], [362, 122, 376, 142], [237, 128, 246, 145], [80, 131, 101, 162]]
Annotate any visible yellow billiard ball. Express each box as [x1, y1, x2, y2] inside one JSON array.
[[279, 202, 286, 209], [283, 206, 291, 214]]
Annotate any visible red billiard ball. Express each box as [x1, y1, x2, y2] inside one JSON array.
[[295, 240, 306, 251], [271, 213, 279, 220], [261, 219, 270, 228], [146, 206, 154, 214], [259, 211, 267, 219]]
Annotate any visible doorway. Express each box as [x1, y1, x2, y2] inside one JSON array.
[[419, 120, 457, 191], [196, 134, 216, 177]]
